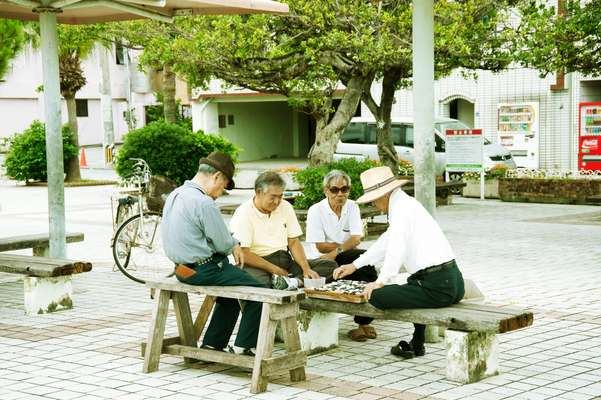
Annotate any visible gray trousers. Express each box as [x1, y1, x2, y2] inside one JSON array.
[[243, 250, 337, 287]]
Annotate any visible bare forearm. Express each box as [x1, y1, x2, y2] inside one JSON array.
[[316, 236, 362, 254]]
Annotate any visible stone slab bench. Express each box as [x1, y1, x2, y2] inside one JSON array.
[[141, 278, 307, 394], [0, 254, 92, 314], [300, 297, 533, 384], [0, 232, 84, 256]]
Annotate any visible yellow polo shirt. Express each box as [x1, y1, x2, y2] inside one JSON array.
[[230, 198, 303, 257]]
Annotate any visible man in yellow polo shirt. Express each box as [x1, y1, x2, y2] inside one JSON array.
[[230, 171, 337, 290]]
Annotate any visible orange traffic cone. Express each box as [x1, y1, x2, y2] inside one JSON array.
[[79, 147, 88, 168]]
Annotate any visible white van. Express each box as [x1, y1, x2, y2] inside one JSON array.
[[334, 116, 516, 177]]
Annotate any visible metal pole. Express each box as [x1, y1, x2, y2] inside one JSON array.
[[99, 45, 115, 164], [413, 0, 436, 217], [39, 10, 66, 258]]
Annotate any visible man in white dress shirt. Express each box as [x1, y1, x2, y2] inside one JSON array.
[[333, 166, 465, 359], [306, 170, 378, 342]]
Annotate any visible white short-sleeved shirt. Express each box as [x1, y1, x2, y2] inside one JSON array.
[[230, 198, 303, 257], [305, 198, 364, 259]]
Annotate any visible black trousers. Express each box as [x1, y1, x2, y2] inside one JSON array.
[[243, 250, 338, 287], [369, 260, 464, 346], [335, 249, 378, 326]]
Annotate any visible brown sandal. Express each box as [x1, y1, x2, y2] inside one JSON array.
[[361, 325, 377, 339], [348, 328, 369, 342]]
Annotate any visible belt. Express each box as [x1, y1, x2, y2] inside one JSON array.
[[175, 255, 220, 278], [420, 259, 456, 275]]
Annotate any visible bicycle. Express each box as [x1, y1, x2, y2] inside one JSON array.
[[110, 158, 174, 284]]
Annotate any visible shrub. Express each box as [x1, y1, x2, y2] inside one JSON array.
[[3, 120, 78, 182], [115, 121, 239, 185], [292, 158, 379, 209], [463, 163, 509, 181]]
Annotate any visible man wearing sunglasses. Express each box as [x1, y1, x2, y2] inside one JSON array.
[[305, 170, 379, 342]]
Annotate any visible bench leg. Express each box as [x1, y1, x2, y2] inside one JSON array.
[[172, 292, 197, 364], [280, 309, 306, 382], [297, 310, 339, 354], [251, 303, 278, 394], [445, 330, 499, 383], [193, 295, 216, 343], [143, 289, 170, 373], [23, 276, 72, 315]]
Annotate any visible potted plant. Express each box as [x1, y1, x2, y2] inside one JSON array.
[[462, 164, 509, 199]]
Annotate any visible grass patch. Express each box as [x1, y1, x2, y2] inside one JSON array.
[[26, 179, 117, 187]]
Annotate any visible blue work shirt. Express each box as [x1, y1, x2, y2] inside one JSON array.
[[161, 180, 237, 264]]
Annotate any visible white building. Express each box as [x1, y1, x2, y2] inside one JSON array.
[[0, 44, 157, 167]]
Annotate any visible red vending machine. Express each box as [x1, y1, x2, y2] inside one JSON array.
[[578, 102, 601, 171]]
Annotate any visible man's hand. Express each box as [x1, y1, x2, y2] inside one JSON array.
[[303, 269, 321, 279], [363, 282, 384, 300], [273, 266, 290, 276], [333, 263, 357, 280], [232, 245, 245, 267]]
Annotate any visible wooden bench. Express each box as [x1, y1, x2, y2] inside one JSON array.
[[300, 297, 533, 384], [141, 278, 307, 394], [0, 232, 85, 256], [0, 254, 92, 314]]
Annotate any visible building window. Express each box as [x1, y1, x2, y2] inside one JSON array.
[[227, 114, 235, 125], [218, 115, 226, 128], [115, 43, 126, 65], [76, 99, 88, 117]]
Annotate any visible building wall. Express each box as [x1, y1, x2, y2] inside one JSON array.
[[0, 44, 155, 147], [217, 101, 296, 161]]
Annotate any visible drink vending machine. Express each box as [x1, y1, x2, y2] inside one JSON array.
[[578, 102, 601, 171]]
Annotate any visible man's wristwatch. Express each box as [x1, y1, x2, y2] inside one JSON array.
[[336, 246, 344, 254]]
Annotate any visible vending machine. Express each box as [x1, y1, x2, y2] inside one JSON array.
[[578, 102, 601, 171], [497, 102, 539, 168]]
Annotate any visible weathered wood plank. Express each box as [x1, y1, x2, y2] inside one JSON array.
[[261, 350, 307, 376], [145, 278, 305, 304], [280, 304, 306, 382], [143, 290, 170, 373], [300, 298, 533, 334], [0, 232, 84, 252], [193, 295, 216, 343], [163, 344, 255, 368], [0, 254, 92, 277], [172, 293, 197, 364], [141, 336, 181, 357], [251, 303, 278, 394]]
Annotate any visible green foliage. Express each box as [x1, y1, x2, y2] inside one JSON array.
[[0, 20, 26, 79], [292, 158, 379, 209], [463, 164, 509, 181], [145, 92, 193, 130], [3, 121, 78, 182], [115, 121, 239, 185]]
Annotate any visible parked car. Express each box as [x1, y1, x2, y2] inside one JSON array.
[[334, 116, 516, 179]]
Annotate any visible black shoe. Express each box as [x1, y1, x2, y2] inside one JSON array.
[[200, 344, 224, 352], [390, 340, 425, 359], [227, 345, 255, 357]]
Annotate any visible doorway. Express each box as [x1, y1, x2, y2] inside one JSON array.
[[449, 98, 475, 128]]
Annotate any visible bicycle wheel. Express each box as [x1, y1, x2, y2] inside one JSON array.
[[112, 212, 173, 284]]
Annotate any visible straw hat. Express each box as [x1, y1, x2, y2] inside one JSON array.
[[356, 166, 409, 204], [199, 152, 236, 190]]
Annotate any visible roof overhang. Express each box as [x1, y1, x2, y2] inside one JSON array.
[[0, 0, 289, 24]]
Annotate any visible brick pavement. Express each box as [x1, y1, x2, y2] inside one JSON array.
[[1, 185, 601, 399]]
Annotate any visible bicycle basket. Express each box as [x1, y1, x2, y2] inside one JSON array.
[[145, 175, 178, 213]]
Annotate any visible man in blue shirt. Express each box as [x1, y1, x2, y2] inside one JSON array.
[[162, 152, 263, 355]]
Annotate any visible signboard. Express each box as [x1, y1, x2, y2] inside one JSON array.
[[445, 129, 484, 172]]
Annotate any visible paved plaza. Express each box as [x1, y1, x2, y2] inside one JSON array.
[[1, 183, 601, 400]]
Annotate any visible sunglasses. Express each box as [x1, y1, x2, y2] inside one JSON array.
[[329, 185, 350, 194]]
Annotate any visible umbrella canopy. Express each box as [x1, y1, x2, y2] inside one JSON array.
[[0, 0, 288, 23]]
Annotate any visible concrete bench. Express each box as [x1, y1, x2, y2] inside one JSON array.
[[0, 254, 92, 314], [300, 298, 533, 384], [0, 232, 84, 256], [141, 278, 307, 394]]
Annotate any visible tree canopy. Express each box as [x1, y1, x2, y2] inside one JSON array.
[[0, 20, 26, 80]]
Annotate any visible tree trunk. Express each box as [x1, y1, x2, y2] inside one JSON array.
[[162, 64, 177, 123], [64, 96, 81, 181], [307, 75, 372, 166], [362, 68, 403, 176]]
